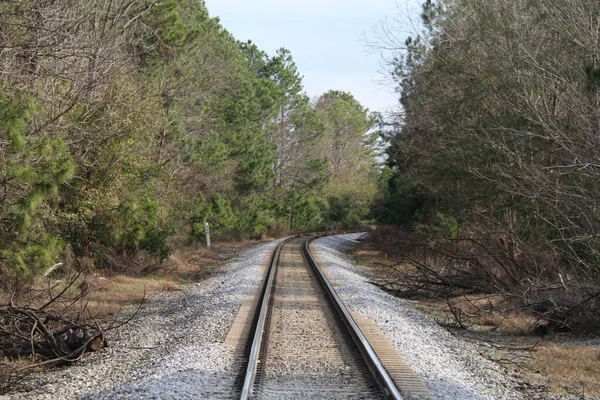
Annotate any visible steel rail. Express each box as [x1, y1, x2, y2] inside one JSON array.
[[239, 237, 290, 400], [240, 234, 402, 399], [303, 237, 403, 400]]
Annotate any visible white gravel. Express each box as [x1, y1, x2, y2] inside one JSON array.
[[6, 239, 283, 400], [311, 233, 523, 400]]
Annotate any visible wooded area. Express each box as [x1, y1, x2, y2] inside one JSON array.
[[0, 0, 380, 283], [2, 0, 600, 390], [374, 0, 600, 334], [0, 1, 381, 378]]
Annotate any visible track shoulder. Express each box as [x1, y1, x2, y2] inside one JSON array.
[[310, 233, 524, 400]]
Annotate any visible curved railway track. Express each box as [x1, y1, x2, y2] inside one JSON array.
[[238, 236, 404, 400]]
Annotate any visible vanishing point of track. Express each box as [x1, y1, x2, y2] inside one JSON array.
[[239, 236, 403, 400]]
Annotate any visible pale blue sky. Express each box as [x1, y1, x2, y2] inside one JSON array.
[[204, 0, 422, 114]]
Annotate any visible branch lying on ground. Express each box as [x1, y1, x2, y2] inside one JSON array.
[[366, 226, 600, 336], [0, 268, 144, 395], [0, 304, 106, 361]]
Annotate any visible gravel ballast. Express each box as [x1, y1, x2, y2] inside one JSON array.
[[7, 239, 283, 400], [311, 233, 522, 400], [254, 239, 382, 399], [4, 234, 523, 399]]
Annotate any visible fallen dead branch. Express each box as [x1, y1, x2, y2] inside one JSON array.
[[367, 226, 600, 336], [0, 265, 145, 395], [0, 303, 106, 361]]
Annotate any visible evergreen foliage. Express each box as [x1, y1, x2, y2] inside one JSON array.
[[0, 0, 380, 277]]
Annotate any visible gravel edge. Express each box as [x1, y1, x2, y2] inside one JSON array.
[[311, 233, 523, 400], [4, 239, 283, 400]]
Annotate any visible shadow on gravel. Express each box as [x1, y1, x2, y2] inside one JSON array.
[[82, 368, 240, 399]]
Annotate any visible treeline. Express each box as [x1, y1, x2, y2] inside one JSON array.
[[0, 0, 379, 279], [376, 0, 600, 330]]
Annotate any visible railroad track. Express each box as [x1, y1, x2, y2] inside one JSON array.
[[238, 235, 409, 400]]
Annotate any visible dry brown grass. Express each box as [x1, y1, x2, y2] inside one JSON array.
[[532, 344, 600, 396], [7, 241, 256, 322], [83, 275, 179, 318], [408, 296, 539, 335], [169, 242, 249, 275], [83, 240, 264, 319]]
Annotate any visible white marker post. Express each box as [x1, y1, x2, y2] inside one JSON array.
[[204, 221, 211, 248]]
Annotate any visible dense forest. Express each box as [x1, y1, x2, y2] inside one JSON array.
[[0, 0, 380, 282], [376, 0, 600, 332], [2, 0, 599, 332]]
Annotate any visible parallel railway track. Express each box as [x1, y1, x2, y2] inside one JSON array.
[[238, 236, 404, 400]]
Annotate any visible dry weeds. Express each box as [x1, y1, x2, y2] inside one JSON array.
[[83, 275, 179, 318], [83, 240, 259, 319], [532, 344, 600, 396], [352, 239, 600, 398]]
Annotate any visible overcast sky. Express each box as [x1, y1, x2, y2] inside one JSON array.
[[204, 0, 422, 114]]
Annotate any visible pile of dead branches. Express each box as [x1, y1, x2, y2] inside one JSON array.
[[368, 226, 600, 335], [0, 269, 107, 366], [0, 268, 134, 395], [0, 303, 105, 361]]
